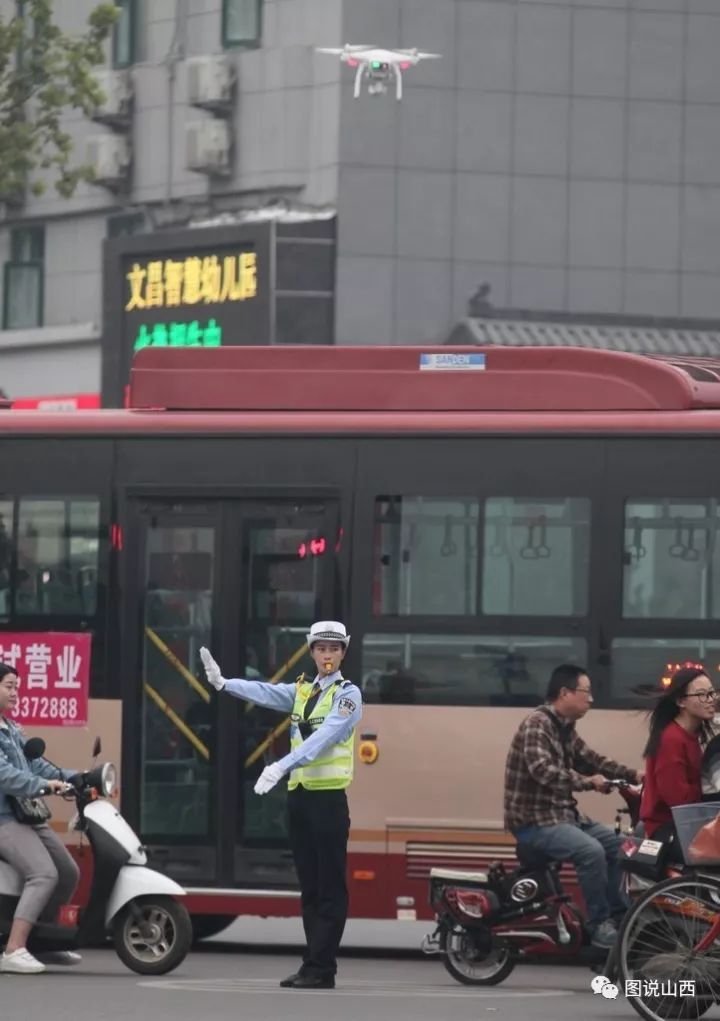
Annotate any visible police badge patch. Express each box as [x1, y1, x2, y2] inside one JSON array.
[[337, 697, 356, 718]]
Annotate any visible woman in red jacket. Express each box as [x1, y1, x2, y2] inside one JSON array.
[[640, 666, 718, 841]]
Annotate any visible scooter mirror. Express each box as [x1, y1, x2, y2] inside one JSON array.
[[92, 737, 101, 758], [24, 737, 46, 760]]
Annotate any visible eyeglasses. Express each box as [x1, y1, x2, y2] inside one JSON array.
[[575, 687, 593, 697], [685, 691, 718, 703]]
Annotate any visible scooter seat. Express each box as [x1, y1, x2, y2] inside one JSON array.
[[429, 867, 489, 884], [0, 859, 22, 896]]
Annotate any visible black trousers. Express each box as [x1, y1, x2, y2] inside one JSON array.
[[287, 786, 350, 977]]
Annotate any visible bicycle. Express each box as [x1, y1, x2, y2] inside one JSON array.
[[612, 804, 720, 1021]]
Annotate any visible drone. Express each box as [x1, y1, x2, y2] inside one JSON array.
[[316, 45, 442, 101]]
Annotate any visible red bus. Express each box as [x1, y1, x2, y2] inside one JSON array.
[[1, 344, 719, 936]]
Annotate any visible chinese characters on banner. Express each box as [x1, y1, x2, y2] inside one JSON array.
[[125, 252, 258, 312], [133, 318, 223, 352], [0, 633, 91, 727]]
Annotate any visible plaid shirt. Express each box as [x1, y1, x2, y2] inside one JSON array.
[[504, 705, 639, 831]]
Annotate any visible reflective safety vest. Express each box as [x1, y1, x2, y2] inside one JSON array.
[[287, 677, 355, 791]]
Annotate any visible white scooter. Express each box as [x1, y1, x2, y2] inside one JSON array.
[[0, 738, 192, 975]]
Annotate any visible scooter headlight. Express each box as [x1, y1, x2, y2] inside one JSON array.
[[100, 763, 117, 798], [84, 762, 117, 797]]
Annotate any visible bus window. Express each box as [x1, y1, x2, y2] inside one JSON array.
[[142, 523, 215, 839], [623, 500, 720, 619], [361, 633, 587, 707], [15, 498, 100, 615], [372, 497, 479, 615], [612, 637, 720, 700], [0, 500, 13, 616], [482, 497, 591, 617]]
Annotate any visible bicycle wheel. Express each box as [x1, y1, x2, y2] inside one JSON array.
[[617, 875, 720, 1021]]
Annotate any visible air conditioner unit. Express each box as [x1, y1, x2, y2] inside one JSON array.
[[185, 120, 232, 176], [91, 69, 133, 128], [86, 135, 131, 190], [187, 56, 234, 114]]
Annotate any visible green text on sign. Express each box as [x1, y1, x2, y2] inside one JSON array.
[[133, 319, 223, 351]]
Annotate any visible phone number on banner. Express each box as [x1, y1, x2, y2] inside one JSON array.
[[11, 696, 81, 723]]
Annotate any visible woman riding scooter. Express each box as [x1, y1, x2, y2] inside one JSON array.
[[0, 662, 80, 975]]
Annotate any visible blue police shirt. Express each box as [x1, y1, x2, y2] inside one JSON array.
[[224, 670, 363, 775]]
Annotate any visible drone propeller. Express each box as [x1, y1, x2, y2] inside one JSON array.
[[316, 44, 377, 54], [414, 51, 442, 59]]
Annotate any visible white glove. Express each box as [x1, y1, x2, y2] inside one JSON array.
[[199, 647, 225, 691], [254, 762, 285, 796]]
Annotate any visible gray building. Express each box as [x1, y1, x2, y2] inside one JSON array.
[[2, 0, 720, 397]]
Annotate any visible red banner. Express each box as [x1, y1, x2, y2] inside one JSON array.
[[0, 633, 91, 727], [11, 393, 100, 410]]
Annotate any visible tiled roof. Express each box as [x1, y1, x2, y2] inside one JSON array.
[[446, 317, 720, 356]]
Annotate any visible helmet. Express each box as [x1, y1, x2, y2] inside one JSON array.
[[305, 620, 350, 649]]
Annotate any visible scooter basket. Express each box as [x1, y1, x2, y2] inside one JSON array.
[[672, 802, 720, 865]]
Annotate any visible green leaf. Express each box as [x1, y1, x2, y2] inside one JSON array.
[[0, 1, 118, 199]]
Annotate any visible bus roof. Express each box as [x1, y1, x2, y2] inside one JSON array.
[[5, 346, 720, 438], [127, 346, 720, 413]]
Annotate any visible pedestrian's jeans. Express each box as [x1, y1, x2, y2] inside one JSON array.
[[512, 819, 628, 930]]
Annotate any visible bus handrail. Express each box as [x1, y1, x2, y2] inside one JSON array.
[[145, 626, 210, 704], [143, 681, 210, 761]]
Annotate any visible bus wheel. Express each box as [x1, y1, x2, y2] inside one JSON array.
[[192, 914, 237, 943], [113, 895, 192, 975], [440, 923, 515, 985]]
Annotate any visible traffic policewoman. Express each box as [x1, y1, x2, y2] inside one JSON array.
[[200, 620, 362, 989]]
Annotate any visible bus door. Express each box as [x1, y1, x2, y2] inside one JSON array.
[[127, 497, 341, 888], [229, 500, 341, 886]]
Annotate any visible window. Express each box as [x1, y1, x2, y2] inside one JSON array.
[[3, 226, 44, 329], [222, 0, 262, 48], [623, 499, 720, 619], [142, 523, 214, 838], [611, 638, 720, 702], [373, 497, 479, 615], [0, 500, 13, 616], [15, 498, 100, 615], [113, 0, 136, 69], [482, 497, 591, 617], [107, 212, 145, 238], [361, 633, 587, 707]]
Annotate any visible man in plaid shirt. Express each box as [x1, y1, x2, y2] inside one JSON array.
[[504, 664, 642, 949]]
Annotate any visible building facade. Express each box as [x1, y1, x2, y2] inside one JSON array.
[[2, 0, 720, 396]]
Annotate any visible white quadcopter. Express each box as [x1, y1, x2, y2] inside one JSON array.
[[316, 45, 442, 100]]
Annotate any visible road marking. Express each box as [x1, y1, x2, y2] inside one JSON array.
[[139, 977, 577, 999]]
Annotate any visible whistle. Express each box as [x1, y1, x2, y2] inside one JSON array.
[[323, 660, 334, 674]]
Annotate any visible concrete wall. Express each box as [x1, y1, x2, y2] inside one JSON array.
[[335, 0, 720, 344]]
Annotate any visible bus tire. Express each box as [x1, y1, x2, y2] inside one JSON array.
[[440, 923, 515, 985], [192, 914, 237, 943], [112, 895, 192, 975]]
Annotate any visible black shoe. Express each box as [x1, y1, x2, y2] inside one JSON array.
[[281, 974, 335, 989], [279, 972, 303, 988]]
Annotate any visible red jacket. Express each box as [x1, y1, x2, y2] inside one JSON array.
[[640, 721, 702, 837]]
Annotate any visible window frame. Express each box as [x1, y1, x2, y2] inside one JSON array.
[[112, 0, 137, 70], [3, 260, 44, 330], [221, 0, 262, 50]]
